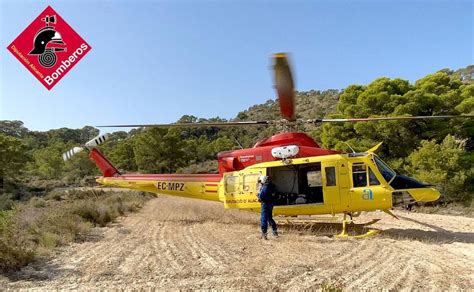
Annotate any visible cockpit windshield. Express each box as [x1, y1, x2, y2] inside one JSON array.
[[372, 154, 396, 183]]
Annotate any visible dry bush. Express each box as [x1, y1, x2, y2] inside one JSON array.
[[321, 280, 344, 292], [155, 196, 258, 225], [411, 202, 474, 218], [0, 211, 36, 272], [71, 191, 151, 226], [44, 191, 63, 201], [23, 177, 69, 191], [0, 189, 152, 272], [177, 160, 219, 174], [29, 196, 46, 208], [72, 200, 114, 227], [0, 195, 15, 211], [38, 210, 91, 244]]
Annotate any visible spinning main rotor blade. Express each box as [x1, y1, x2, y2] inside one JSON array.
[[98, 115, 474, 128], [308, 115, 474, 123], [273, 53, 296, 122], [98, 53, 473, 129], [97, 120, 271, 128]]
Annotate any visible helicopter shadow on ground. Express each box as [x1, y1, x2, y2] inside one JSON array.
[[382, 215, 474, 244], [276, 221, 376, 238], [276, 217, 474, 243]]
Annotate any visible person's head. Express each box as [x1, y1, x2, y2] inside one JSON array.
[[259, 175, 270, 184]]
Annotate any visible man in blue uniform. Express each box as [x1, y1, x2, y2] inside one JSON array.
[[257, 175, 278, 240]]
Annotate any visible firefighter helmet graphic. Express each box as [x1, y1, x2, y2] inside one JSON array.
[[29, 15, 66, 68]]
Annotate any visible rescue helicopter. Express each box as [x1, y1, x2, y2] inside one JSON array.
[[63, 53, 474, 238]]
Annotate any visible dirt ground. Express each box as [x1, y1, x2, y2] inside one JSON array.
[[1, 195, 473, 290]]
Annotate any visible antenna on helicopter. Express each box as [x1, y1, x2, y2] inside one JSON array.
[[345, 142, 356, 154], [233, 136, 244, 149]]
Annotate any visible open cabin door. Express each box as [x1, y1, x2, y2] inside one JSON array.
[[223, 168, 265, 210]]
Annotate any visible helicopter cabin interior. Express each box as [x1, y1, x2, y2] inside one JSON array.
[[267, 162, 331, 206]]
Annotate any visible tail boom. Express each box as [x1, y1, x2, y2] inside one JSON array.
[[87, 145, 223, 202], [96, 174, 222, 201]]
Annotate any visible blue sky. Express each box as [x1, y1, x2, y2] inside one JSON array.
[[1, 0, 472, 131]]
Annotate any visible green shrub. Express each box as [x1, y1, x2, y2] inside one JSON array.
[[0, 195, 15, 211], [65, 189, 105, 200], [72, 201, 117, 227], [0, 210, 36, 272], [39, 231, 60, 249], [0, 190, 151, 272], [321, 280, 344, 292], [39, 210, 90, 244], [45, 191, 63, 201], [30, 196, 46, 208], [404, 135, 473, 204]]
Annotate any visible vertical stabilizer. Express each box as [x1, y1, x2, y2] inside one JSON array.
[[89, 148, 120, 177]]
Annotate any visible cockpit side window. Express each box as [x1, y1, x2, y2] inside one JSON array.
[[369, 167, 380, 185], [372, 154, 396, 183], [352, 163, 367, 187]]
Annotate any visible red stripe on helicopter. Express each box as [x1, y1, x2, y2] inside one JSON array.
[[112, 174, 221, 182]]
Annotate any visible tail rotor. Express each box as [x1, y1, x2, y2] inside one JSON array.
[[62, 146, 84, 161], [62, 133, 110, 161]]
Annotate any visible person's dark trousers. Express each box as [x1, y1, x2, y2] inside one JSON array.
[[260, 202, 277, 234]]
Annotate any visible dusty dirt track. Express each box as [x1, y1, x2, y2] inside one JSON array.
[[1, 195, 473, 290]]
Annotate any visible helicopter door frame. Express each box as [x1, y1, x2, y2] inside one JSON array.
[[223, 168, 264, 210], [322, 161, 340, 205], [349, 159, 391, 211]]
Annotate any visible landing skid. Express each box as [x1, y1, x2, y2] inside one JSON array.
[[276, 214, 381, 238], [336, 213, 380, 239]]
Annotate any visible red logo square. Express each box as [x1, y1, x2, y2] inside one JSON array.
[[7, 6, 91, 90]]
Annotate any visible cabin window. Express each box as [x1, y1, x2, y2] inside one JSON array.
[[243, 174, 260, 193], [307, 170, 322, 187], [325, 167, 336, 186], [225, 176, 239, 193], [369, 168, 380, 186], [352, 163, 367, 187]]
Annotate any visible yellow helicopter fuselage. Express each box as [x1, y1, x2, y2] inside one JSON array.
[[96, 152, 440, 216]]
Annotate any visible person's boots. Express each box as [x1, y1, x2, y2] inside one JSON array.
[[261, 233, 268, 240], [272, 230, 279, 237]]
